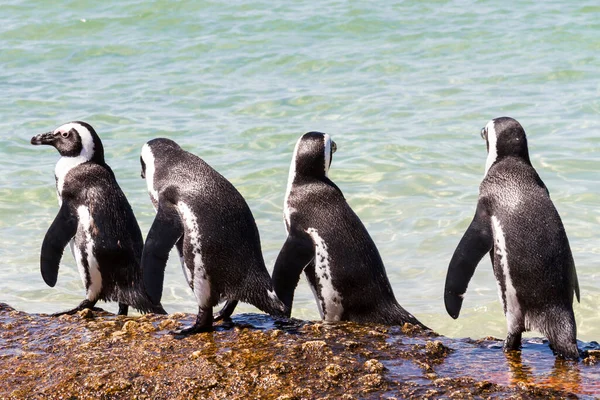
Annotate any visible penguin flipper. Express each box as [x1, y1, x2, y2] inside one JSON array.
[[41, 202, 77, 287], [141, 201, 183, 305], [444, 200, 493, 319], [272, 231, 315, 315]]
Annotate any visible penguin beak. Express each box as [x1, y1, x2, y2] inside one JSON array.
[[30, 132, 55, 146], [331, 141, 337, 154], [480, 127, 489, 152]]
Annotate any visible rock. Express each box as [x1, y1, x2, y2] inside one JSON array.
[[364, 359, 385, 373], [324, 363, 345, 379], [301, 340, 328, 354], [78, 308, 94, 319], [122, 320, 138, 334], [359, 373, 384, 389], [343, 340, 360, 350], [0, 304, 596, 399], [105, 378, 132, 394], [425, 340, 451, 358], [401, 323, 422, 335], [158, 319, 179, 330]]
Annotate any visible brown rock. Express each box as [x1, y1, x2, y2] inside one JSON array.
[[364, 359, 385, 374], [301, 340, 328, 354]]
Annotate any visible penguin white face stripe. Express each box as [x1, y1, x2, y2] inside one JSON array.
[[323, 133, 332, 177], [54, 123, 96, 199], [54, 122, 95, 160], [77, 205, 103, 300], [177, 201, 210, 307], [306, 227, 344, 321], [484, 120, 498, 176], [283, 137, 302, 231], [491, 216, 521, 330], [141, 144, 159, 207]]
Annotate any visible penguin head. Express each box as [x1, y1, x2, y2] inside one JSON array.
[[140, 138, 182, 204], [481, 117, 530, 175], [31, 121, 104, 163], [140, 138, 182, 178], [291, 131, 337, 179]]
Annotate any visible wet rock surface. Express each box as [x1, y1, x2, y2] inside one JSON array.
[[0, 303, 598, 399]]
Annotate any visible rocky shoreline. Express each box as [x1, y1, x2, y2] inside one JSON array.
[[0, 303, 598, 399]]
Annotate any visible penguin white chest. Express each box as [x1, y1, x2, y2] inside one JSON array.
[[491, 216, 522, 329], [54, 156, 87, 204], [306, 228, 344, 321]]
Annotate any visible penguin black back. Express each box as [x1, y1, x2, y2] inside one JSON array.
[[30, 121, 165, 316], [140, 138, 286, 334], [444, 117, 580, 359], [275, 132, 426, 328]]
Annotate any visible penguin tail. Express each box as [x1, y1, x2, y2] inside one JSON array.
[[245, 285, 288, 319], [390, 303, 430, 331], [131, 290, 168, 315], [539, 308, 579, 360], [113, 283, 168, 315]]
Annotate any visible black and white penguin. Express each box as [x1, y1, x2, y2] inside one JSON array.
[[30, 121, 166, 316], [273, 131, 426, 328], [140, 138, 286, 334], [444, 117, 581, 359]]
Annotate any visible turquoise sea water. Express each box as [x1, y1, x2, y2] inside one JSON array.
[[0, 1, 598, 344]]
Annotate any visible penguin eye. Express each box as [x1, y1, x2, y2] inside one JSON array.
[[61, 131, 70, 138]]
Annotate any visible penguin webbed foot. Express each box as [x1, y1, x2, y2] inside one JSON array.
[[214, 300, 238, 323], [171, 307, 213, 337], [51, 299, 103, 317]]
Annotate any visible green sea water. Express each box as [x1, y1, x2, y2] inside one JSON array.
[[0, 0, 598, 344]]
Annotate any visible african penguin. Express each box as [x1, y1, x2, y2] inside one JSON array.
[[30, 121, 166, 316], [444, 117, 581, 360], [273, 131, 426, 328], [140, 138, 286, 334]]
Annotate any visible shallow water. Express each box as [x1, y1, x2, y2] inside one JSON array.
[[0, 0, 598, 345], [386, 333, 600, 398]]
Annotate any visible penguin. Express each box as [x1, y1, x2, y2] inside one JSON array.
[[30, 121, 166, 316], [444, 117, 581, 360], [272, 131, 426, 328], [139, 138, 286, 334]]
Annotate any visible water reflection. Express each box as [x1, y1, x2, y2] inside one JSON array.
[[436, 338, 599, 397], [506, 350, 583, 394], [505, 351, 533, 385]]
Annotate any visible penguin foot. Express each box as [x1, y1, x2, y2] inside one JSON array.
[[214, 300, 238, 322], [51, 300, 103, 317], [171, 324, 214, 336], [171, 307, 213, 336], [503, 332, 522, 352]]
